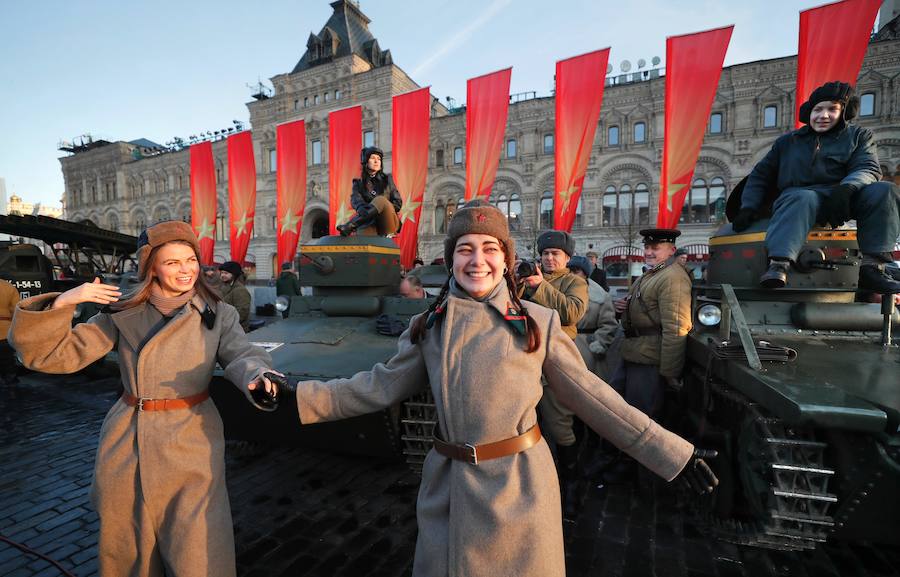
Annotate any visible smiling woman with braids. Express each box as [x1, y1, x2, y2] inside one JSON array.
[[8, 221, 280, 577], [292, 200, 716, 577]]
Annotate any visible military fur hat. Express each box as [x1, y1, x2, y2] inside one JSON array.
[[567, 255, 592, 278], [443, 199, 515, 273], [798, 81, 859, 125], [136, 220, 201, 280], [537, 230, 575, 257], [360, 146, 384, 165]]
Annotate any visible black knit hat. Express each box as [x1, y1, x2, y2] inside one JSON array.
[[798, 81, 859, 125], [443, 199, 515, 273], [219, 261, 243, 279], [537, 230, 575, 256]]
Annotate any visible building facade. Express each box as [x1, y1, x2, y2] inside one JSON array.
[[59, 1, 900, 281]]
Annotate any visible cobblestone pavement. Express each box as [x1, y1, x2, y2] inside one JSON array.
[[2, 372, 899, 577]]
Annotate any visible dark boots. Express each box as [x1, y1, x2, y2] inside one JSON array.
[[760, 259, 790, 289], [336, 212, 373, 237], [557, 443, 581, 521], [859, 262, 900, 294]]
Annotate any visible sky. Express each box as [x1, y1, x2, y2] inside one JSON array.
[[0, 0, 878, 208]]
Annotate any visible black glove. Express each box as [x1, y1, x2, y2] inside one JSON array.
[[731, 208, 756, 233], [675, 449, 719, 494], [819, 184, 854, 228], [249, 371, 292, 412]]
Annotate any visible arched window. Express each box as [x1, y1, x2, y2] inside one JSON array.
[[216, 214, 227, 241], [508, 193, 522, 231], [763, 105, 778, 128], [708, 177, 726, 223], [539, 191, 553, 229], [633, 122, 646, 143], [602, 186, 616, 226], [634, 183, 650, 224], [573, 197, 583, 228], [608, 126, 619, 146], [690, 178, 708, 223], [618, 184, 632, 226], [492, 194, 508, 218], [434, 202, 446, 234], [107, 213, 119, 232], [709, 113, 723, 134], [134, 215, 146, 233], [860, 93, 875, 117]]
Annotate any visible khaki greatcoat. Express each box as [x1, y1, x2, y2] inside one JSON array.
[[574, 278, 619, 380], [9, 293, 271, 577], [619, 259, 693, 378], [295, 282, 693, 577]]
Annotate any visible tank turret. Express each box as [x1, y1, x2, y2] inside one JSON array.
[[210, 235, 444, 464]]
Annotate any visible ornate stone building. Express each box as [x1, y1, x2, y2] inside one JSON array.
[[59, 1, 900, 281]]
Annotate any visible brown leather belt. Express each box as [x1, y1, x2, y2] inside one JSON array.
[[432, 424, 541, 465], [121, 390, 210, 412]]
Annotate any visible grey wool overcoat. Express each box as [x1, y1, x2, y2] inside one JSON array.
[[9, 293, 272, 577], [296, 283, 694, 577]]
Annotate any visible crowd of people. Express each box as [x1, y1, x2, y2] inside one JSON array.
[[3, 80, 898, 576]]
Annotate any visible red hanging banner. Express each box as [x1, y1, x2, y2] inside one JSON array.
[[554, 49, 609, 232], [227, 131, 256, 263], [190, 141, 217, 265], [328, 106, 362, 234], [795, 0, 880, 128], [392, 87, 431, 269], [276, 120, 307, 268], [658, 26, 733, 229], [465, 68, 512, 201]]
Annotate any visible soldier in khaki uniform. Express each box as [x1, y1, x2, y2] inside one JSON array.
[[614, 228, 693, 417], [518, 230, 588, 518], [602, 228, 693, 482]]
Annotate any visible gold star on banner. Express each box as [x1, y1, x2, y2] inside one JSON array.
[[666, 183, 687, 212], [557, 184, 579, 213], [196, 219, 215, 241], [234, 212, 252, 236], [280, 209, 300, 235], [399, 195, 421, 224], [335, 203, 352, 229]]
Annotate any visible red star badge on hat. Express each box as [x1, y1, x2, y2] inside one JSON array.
[[476, 213, 486, 222]]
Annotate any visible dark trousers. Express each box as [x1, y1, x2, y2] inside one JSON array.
[[609, 360, 665, 420], [766, 181, 900, 260]]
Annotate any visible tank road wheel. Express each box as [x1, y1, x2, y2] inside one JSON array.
[[400, 390, 437, 475], [736, 416, 837, 551]]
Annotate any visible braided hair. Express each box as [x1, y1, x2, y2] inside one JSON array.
[[409, 264, 542, 353]]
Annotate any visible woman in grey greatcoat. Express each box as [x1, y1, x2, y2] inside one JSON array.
[[293, 201, 716, 577]]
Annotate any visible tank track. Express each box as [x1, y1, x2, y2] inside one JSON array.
[[400, 390, 437, 474], [707, 384, 837, 551]]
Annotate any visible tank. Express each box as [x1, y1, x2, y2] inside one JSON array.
[[209, 235, 443, 465], [675, 218, 899, 552]]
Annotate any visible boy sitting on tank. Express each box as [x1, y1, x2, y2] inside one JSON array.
[[731, 81, 900, 293], [337, 146, 403, 237]]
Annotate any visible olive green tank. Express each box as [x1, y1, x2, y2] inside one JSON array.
[[676, 218, 899, 552], [210, 235, 443, 466]]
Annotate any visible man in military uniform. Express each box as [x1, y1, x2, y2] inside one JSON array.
[[613, 228, 692, 417], [519, 230, 588, 518], [598, 228, 692, 483]]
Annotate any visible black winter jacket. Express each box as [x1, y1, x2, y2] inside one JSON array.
[[350, 172, 403, 214], [741, 124, 881, 211]]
